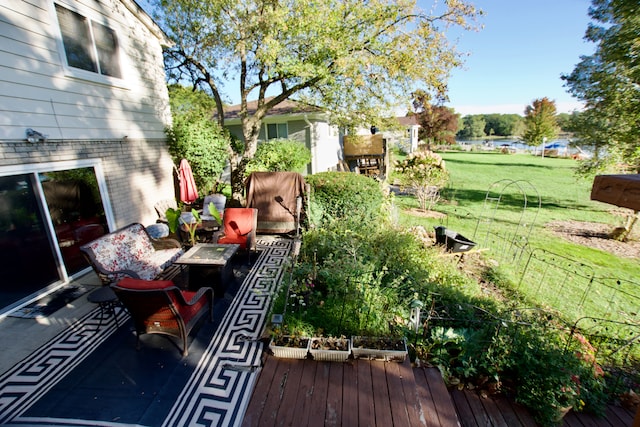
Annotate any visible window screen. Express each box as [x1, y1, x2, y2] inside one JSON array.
[[55, 4, 121, 78]]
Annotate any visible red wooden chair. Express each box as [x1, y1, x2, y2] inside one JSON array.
[[111, 278, 213, 356], [217, 207, 258, 251]]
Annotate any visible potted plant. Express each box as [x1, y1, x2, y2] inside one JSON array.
[[309, 336, 351, 362], [166, 207, 201, 247], [269, 333, 310, 359], [351, 336, 408, 362]]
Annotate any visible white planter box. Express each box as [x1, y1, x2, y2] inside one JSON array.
[[309, 337, 351, 362], [269, 336, 310, 359], [351, 336, 408, 362]]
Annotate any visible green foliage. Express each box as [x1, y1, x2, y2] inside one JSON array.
[[305, 171, 387, 228], [205, 201, 222, 225], [483, 113, 524, 137], [245, 138, 311, 175], [410, 96, 460, 146], [165, 85, 229, 194], [166, 207, 201, 246], [456, 114, 524, 138], [562, 0, 640, 173], [457, 114, 486, 138], [507, 324, 607, 426], [522, 97, 560, 146], [158, 0, 483, 200], [394, 151, 449, 211]]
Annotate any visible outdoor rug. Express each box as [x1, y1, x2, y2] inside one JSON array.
[[0, 237, 293, 427], [7, 284, 90, 319]]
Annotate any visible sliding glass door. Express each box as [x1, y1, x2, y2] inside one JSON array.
[[0, 174, 60, 308], [0, 162, 110, 312]]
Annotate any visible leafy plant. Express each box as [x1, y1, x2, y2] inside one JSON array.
[[166, 85, 229, 194], [166, 207, 201, 246], [305, 171, 388, 228], [245, 138, 311, 175], [205, 201, 222, 225], [394, 150, 449, 211]]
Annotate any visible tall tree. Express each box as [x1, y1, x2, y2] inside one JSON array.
[[166, 85, 229, 194], [457, 115, 486, 139], [562, 0, 640, 174], [522, 97, 559, 146], [412, 91, 461, 148], [484, 114, 523, 137], [156, 0, 481, 202]]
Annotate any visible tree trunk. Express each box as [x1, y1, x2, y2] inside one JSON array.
[[229, 116, 261, 206]]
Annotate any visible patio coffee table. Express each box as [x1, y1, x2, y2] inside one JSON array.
[[174, 243, 240, 294]]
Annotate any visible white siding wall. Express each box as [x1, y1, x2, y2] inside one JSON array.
[[311, 121, 340, 173], [0, 0, 170, 141], [0, 0, 175, 228]]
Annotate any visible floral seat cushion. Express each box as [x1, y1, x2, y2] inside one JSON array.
[[80, 223, 184, 285]]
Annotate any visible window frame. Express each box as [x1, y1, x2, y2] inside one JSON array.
[[265, 122, 289, 140], [52, 1, 127, 87]]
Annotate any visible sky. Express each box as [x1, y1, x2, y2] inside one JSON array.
[[444, 0, 594, 116], [141, 0, 595, 117]]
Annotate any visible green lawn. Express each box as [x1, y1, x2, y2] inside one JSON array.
[[393, 151, 639, 323]]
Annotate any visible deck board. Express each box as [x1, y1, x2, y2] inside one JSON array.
[[325, 361, 344, 426], [451, 389, 477, 427], [371, 361, 393, 426], [422, 367, 461, 427], [477, 392, 509, 427], [260, 358, 293, 426], [308, 362, 330, 427], [290, 360, 318, 427], [466, 389, 493, 426], [243, 354, 632, 427], [275, 356, 305, 426], [342, 362, 359, 427], [397, 358, 427, 427], [357, 359, 376, 427]]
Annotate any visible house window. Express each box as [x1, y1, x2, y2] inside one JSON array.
[[266, 123, 288, 140], [55, 4, 122, 78]]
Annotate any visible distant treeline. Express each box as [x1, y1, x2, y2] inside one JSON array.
[[456, 113, 573, 138]]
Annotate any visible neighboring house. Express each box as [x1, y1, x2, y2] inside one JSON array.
[[224, 98, 342, 175], [0, 0, 174, 314], [394, 115, 421, 153], [352, 116, 420, 154]]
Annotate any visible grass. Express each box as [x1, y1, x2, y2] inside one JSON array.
[[392, 150, 640, 325]]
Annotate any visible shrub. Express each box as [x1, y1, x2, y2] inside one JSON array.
[[395, 150, 449, 211], [245, 138, 311, 175], [166, 85, 229, 194], [305, 171, 388, 228]]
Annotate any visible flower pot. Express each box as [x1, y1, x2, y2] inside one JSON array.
[[309, 337, 351, 362], [269, 336, 310, 359], [351, 336, 408, 362]]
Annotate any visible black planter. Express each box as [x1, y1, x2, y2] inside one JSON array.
[[434, 226, 476, 253]]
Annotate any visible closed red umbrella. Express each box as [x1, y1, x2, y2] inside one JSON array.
[[178, 158, 198, 204]]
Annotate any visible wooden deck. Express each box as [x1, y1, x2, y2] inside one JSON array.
[[242, 354, 637, 427]]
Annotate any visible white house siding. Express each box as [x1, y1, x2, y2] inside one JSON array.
[[224, 117, 341, 175], [310, 120, 341, 174], [0, 0, 174, 227]]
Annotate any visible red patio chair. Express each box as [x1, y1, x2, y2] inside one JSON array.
[[111, 278, 213, 356], [217, 207, 258, 251]]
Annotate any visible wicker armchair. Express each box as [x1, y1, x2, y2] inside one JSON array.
[[111, 278, 214, 356]]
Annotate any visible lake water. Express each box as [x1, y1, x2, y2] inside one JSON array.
[[455, 138, 591, 157]]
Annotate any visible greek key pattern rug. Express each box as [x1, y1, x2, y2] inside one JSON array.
[[0, 237, 292, 427]]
